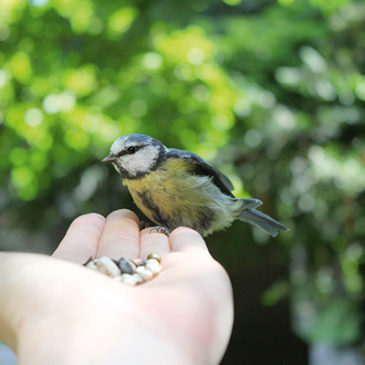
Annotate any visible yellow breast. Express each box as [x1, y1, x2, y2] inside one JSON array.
[[122, 158, 209, 226]]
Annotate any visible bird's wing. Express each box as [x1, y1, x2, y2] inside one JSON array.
[[166, 149, 235, 197]]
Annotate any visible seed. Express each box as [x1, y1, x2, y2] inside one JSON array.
[[145, 259, 162, 276], [117, 258, 136, 274], [147, 253, 161, 263], [136, 266, 153, 281], [84, 254, 161, 285], [96, 256, 121, 278], [133, 258, 147, 267], [132, 273, 144, 284], [85, 260, 98, 270], [119, 273, 139, 286]]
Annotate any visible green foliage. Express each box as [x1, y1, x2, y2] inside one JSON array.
[[0, 0, 364, 349], [262, 280, 289, 306], [292, 297, 363, 345]]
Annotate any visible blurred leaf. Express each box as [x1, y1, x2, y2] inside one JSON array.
[[262, 280, 289, 306], [296, 299, 363, 345]]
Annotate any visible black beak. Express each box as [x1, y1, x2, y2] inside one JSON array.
[[102, 153, 116, 163]]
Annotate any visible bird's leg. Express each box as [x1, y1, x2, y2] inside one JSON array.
[[139, 221, 171, 236], [149, 226, 171, 236]]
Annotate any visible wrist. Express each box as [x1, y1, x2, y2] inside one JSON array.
[[17, 308, 195, 365]]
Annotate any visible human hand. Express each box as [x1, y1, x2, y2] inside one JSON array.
[[0, 209, 233, 365]]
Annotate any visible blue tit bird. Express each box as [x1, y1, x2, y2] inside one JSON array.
[[103, 134, 288, 237]]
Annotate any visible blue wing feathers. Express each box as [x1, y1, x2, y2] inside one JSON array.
[[166, 149, 235, 197]]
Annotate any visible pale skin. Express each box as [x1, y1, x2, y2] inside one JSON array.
[[0, 209, 233, 365]]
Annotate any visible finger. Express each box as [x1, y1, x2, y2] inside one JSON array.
[[53, 213, 105, 263], [169, 227, 209, 255], [139, 228, 171, 259], [97, 209, 140, 259]]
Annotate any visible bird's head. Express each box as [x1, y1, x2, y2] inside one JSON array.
[[103, 134, 167, 179]]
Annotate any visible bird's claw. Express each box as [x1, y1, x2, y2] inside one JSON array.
[[149, 226, 171, 236]]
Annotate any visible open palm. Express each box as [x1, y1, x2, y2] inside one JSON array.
[[0, 209, 233, 365]]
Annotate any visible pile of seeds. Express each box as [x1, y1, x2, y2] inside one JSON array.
[[84, 253, 162, 286]]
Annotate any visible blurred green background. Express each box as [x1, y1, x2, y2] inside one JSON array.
[[0, 0, 364, 363]]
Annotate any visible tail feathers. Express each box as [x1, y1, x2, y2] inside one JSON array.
[[240, 198, 262, 210], [238, 209, 288, 237]]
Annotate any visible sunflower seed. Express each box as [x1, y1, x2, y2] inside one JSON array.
[[119, 273, 139, 286], [85, 260, 98, 270], [117, 258, 136, 274], [135, 266, 153, 281], [145, 259, 162, 276], [96, 256, 121, 278]]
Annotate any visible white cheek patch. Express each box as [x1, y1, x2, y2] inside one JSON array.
[[110, 137, 125, 155], [120, 145, 159, 175]]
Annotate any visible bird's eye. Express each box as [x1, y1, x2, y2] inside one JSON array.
[[127, 146, 137, 154]]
